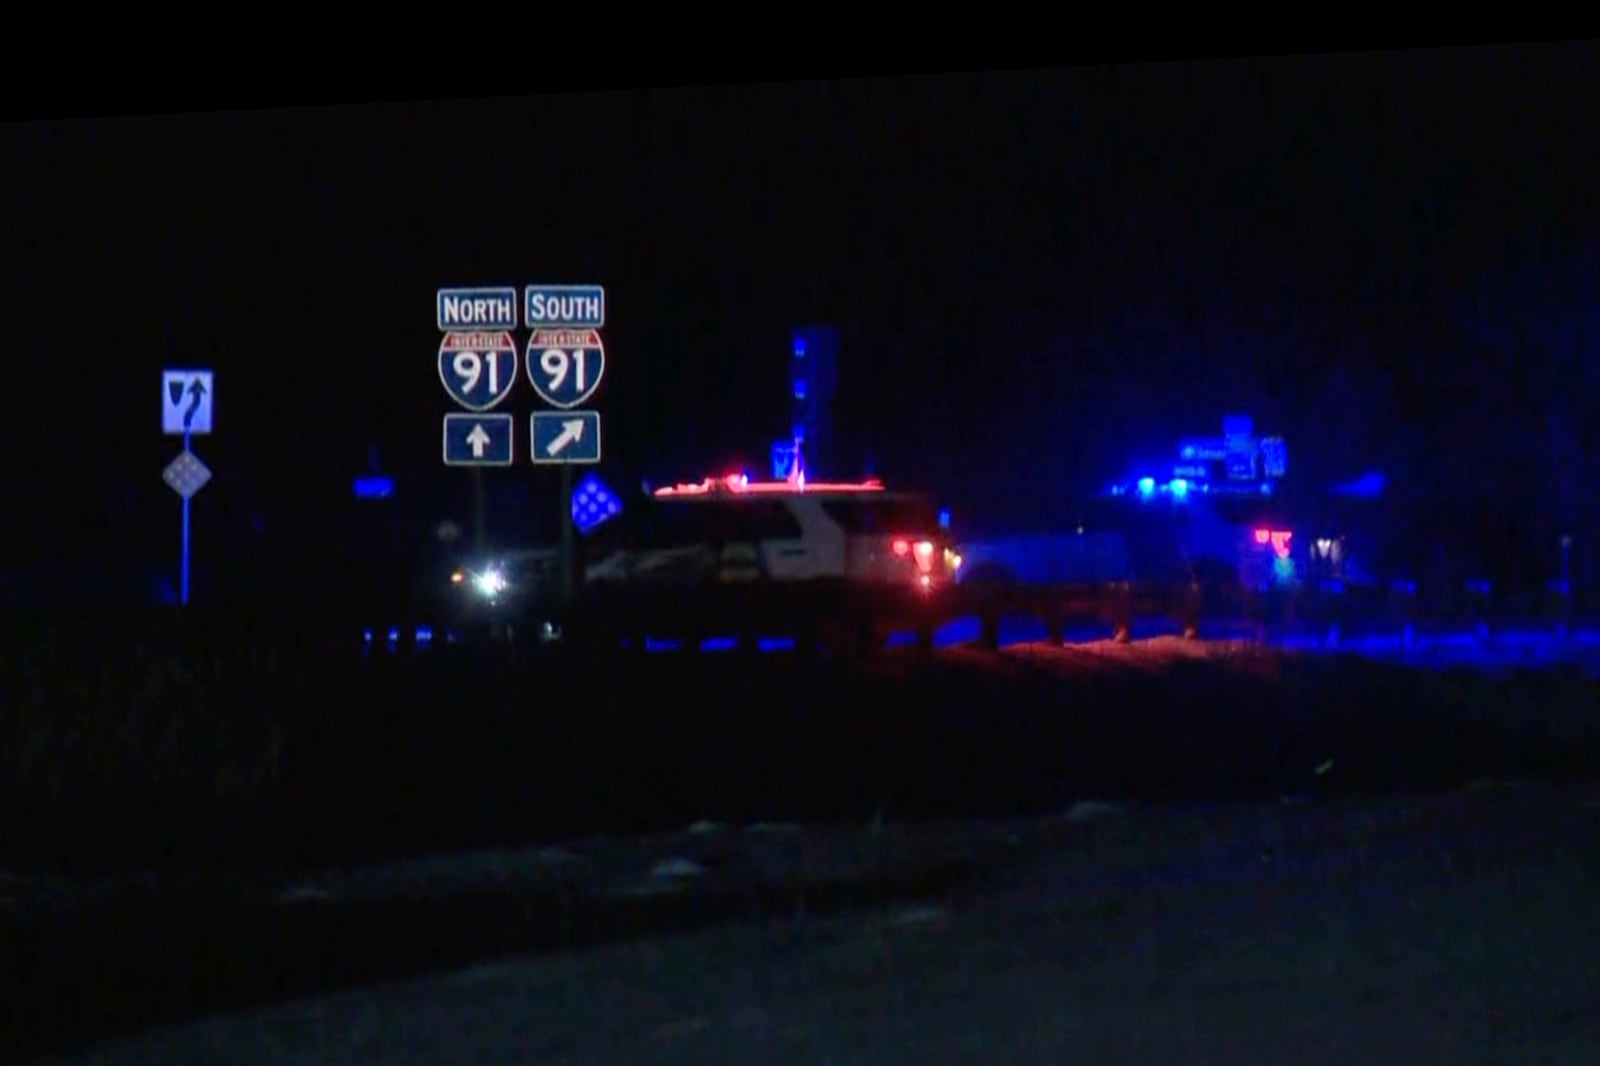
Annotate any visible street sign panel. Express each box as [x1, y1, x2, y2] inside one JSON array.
[[162, 369, 214, 435], [353, 475, 395, 499], [527, 328, 605, 408], [1259, 436, 1288, 478], [438, 331, 518, 411], [1178, 438, 1229, 462], [531, 410, 601, 465], [436, 287, 517, 332], [163, 450, 212, 499], [442, 413, 514, 466], [524, 284, 605, 329], [1223, 413, 1254, 439], [1224, 451, 1257, 480]]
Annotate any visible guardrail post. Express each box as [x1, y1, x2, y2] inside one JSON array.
[[1389, 579, 1417, 650], [1546, 578, 1571, 641], [1110, 582, 1131, 644], [1247, 583, 1269, 644], [1044, 599, 1065, 645], [978, 610, 1001, 651], [856, 616, 883, 656], [1466, 579, 1492, 644], [1180, 581, 1201, 640], [736, 618, 759, 654]]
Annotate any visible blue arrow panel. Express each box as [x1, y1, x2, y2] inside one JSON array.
[[442, 414, 514, 466], [530, 411, 601, 465]]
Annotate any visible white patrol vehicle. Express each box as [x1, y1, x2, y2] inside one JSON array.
[[442, 474, 963, 645], [583, 474, 963, 592]]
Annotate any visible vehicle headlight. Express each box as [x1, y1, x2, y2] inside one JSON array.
[[472, 568, 508, 598]]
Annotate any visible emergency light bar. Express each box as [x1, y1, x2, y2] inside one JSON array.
[[653, 473, 885, 497]]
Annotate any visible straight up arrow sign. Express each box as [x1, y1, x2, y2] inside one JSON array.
[[466, 423, 493, 458]]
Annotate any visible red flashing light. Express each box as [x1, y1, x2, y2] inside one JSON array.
[[653, 476, 885, 498], [1252, 528, 1293, 558], [912, 539, 935, 572], [891, 538, 910, 556]]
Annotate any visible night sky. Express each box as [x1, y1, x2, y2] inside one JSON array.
[[7, 45, 1600, 590]]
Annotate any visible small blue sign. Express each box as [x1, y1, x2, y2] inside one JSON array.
[[1259, 436, 1288, 478], [353, 475, 395, 499], [442, 413, 514, 466], [436, 287, 517, 331], [162, 369, 214, 436], [524, 284, 605, 329], [439, 331, 518, 411], [1178, 438, 1229, 461], [1224, 452, 1256, 480], [526, 328, 605, 408], [531, 410, 601, 465], [572, 473, 622, 533]]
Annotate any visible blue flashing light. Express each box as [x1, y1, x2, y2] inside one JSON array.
[[1272, 555, 1295, 583], [938, 509, 951, 529], [1333, 471, 1386, 499], [1137, 477, 1156, 498], [771, 440, 798, 480], [1260, 482, 1273, 496], [1169, 478, 1189, 500], [792, 335, 806, 358], [353, 475, 395, 500], [793, 379, 807, 400]]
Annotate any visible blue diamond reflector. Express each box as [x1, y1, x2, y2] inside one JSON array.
[[572, 474, 622, 534]]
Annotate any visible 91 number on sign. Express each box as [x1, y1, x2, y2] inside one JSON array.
[[539, 348, 588, 394], [526, 329, 605, 408], [438, 331, 518, 411], [454, 351, 504, 395]]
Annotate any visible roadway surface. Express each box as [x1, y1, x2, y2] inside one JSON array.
[[32, 784, 1600, 1065]]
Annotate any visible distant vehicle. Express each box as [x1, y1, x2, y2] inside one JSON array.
[[582, 473, 961, 645], [587, 474, 962, 591], [443, 473, 962, 644]]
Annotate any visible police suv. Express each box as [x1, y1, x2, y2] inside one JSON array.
[[585, 474, 960, 589], [577, 473, 961, 643], [446, 473, 961, 641]]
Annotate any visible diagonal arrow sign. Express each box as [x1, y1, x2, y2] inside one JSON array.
[[545, 418, 585, 457]]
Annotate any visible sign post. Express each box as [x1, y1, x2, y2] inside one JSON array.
[[161, 369, 215, 606], [525, 286, 606, 605]]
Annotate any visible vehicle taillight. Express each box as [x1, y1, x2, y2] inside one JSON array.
[[889, 536, 941, 586]]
